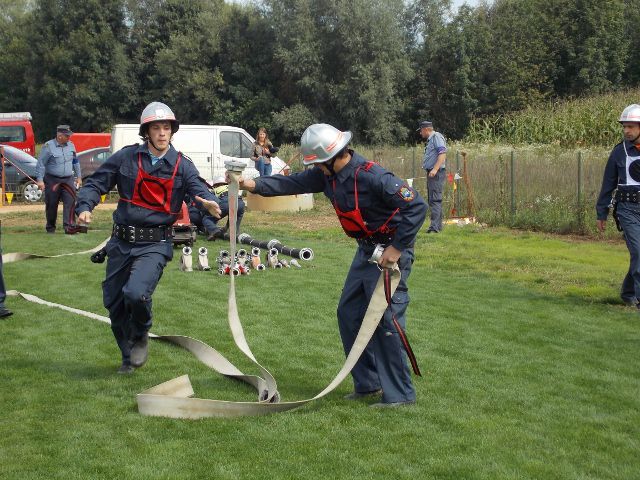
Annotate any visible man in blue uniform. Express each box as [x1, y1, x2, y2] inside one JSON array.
[[596, 104, 640, 309], [76, 102, 221, 374], [186, 176, 245, 239], [418, 120, 447, 233], [36, 125, 81, 234], [239, 123, 427, 407]]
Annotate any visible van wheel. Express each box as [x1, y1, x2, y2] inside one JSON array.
[[22, 181, 43, 202]]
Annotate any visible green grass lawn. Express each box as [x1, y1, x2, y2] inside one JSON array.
[[0, 205, 638, 480]]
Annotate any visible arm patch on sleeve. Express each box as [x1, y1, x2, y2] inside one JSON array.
[[398, 185, 415, 202]]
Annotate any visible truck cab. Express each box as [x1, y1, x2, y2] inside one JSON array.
[[0, 112, 36, 156]]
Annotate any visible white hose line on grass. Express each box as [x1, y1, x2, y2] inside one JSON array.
[[3, 238, 110, 263]]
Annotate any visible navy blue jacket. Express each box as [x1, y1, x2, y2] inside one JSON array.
[[76, 143, 216, 227], [596, 140, 640, 220], [253, 151, 427, 251]]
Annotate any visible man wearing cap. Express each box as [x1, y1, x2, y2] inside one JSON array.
[[36, 125, 81, 234], [239, 123, 427, 408], [596, 104, 640, 310], [76, 102, 221, 374], [418, 120, 447, 233]]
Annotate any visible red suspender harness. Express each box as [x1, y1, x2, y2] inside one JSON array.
[[120, 153, 183, 215], [331, 162, 400, 239]]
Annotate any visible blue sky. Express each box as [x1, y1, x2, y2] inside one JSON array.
[[452, 0, 482, 10]]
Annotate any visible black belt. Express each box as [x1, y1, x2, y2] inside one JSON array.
[[615, 190, 640, 203], [112, 224, 171, 243]]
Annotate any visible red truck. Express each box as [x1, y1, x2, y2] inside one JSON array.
[[71, 132, 111, 153], [0, 112, 36, 156]]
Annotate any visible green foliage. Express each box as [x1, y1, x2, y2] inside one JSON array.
[[271, 104, 316, 142], [25, 0, 137, 139], [1, 211, 639, 479]]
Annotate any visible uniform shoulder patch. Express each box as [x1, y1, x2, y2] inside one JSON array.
[[398, 185, 415, 201]]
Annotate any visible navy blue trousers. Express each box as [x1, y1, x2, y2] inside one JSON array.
[[426, 168, 446, 232], [44, 173, 75, 232], [617, 202, 640, 303], [337, 246, 416, 403], [102, 238, 172, 365]]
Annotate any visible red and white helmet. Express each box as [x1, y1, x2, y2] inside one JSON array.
[[301, 123, 352, 166], [139, 102, 179, 137], [619, 104, 640, 123]]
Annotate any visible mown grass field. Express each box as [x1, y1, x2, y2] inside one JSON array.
[[1, 201, 638, 480]]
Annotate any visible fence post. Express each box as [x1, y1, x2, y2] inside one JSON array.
[[510, 150, 516, 217], [455, 151, 460, 216], [412, 146, 416, 181], [577, 151, 583, 230]]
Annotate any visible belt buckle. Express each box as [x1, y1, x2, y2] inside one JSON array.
[[128, 225, 136, 243]]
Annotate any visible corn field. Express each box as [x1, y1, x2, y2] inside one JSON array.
[[465, 88, 640, 147]]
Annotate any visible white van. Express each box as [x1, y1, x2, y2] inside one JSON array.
[[110, 124, 289, 180]]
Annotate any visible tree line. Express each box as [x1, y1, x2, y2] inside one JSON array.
[[0, 0, 638, 144]]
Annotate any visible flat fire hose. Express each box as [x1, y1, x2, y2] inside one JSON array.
[[3, 238, 109, 263], [6, 167, 402, 418]]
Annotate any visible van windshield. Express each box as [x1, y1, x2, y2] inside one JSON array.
[[220, 131, 253, 158], [0, 126, 26, 142]]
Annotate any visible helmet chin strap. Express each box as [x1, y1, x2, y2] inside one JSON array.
[[146, 135, 170, 155], [324, 158, 337, 176]]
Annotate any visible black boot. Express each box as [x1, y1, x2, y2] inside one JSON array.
[[130, 332, 149, 368]]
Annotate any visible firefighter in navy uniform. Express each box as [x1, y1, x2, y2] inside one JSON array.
[[185, 176, 245, 240], [239, 123, 427, 407], [76, 102, 221, 374], [597, 104, 640, 309]]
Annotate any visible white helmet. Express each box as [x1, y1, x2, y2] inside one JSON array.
[[619, 104, 640, 123], [301, 123, 352, 166], [139, 102, 179, 137]]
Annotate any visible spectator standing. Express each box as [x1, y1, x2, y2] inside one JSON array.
[[36, 125, 81, 234], [418, 120, 447, 233], [251, 128, 276, 177]]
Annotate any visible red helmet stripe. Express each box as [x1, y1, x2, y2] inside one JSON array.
[[325, 132, 343, 152], [141, 114, 176, 123]]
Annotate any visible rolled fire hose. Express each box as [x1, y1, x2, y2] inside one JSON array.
[[267, 248, 279, 268], [180, 246, 193, 272], [7, 161, 403, 418], [197, 247, 211, 271]]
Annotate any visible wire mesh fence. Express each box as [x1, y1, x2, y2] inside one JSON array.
[[353, 143, 611, 236]]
